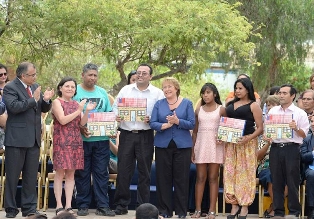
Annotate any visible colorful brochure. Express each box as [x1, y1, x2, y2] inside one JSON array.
[[117, 98, 147, 122], [264, 114, 293, 139], [217, 117, 246, 143], [87, 112, 117, 136]]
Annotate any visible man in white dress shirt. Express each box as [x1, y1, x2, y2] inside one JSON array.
[[268, 84, 309, 217], [112, 64, 164, 215]]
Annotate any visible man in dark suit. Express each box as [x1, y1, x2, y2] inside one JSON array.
[[301, 118, 314, 219], [3, 62, 54, 218]]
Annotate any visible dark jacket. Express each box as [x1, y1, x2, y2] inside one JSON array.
[[3, 78, 51, 147]]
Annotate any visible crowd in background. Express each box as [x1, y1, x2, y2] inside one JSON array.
[[0, 62, 314, 219]]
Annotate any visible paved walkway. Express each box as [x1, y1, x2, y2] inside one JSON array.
[[0, 209, 264, 219]]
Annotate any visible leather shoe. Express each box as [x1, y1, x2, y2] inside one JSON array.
[[308, 207, 314, 219], [5, 208, 19, 218], [114, 207, 128, 215], [22, 210, 47, 218]]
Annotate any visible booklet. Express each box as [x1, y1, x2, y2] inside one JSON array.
[[264, 114, 293, 139], [117, 98, 147, 122], [217, 117, 246, 143], [87, 112, 117, 136]]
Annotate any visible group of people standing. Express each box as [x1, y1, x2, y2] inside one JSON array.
[[0, 61, 312, 219]]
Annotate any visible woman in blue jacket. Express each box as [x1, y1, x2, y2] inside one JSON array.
[[150, 77, 195, 218]]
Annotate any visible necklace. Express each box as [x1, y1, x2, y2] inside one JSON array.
[[167, 97, 178, 105]]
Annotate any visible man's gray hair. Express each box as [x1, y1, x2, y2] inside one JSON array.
[[82, 63, 98, 74], [16, 62, 35, 78]]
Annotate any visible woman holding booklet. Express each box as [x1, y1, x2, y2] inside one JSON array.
[[51, 77, 96, 215], [224, 77, 263, 219], [191, 83, 226, 219]]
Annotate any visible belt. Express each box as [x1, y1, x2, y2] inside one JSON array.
[[272, 142, 299, 147], [120, 129, 151, 134]]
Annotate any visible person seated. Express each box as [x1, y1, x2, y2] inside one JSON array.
[[0, 111, 7, 153], [109, 131, 120, 174], [300, 118, 314, 219]]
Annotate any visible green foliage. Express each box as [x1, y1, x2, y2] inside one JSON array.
[[228, 0, 314, 94], [280, 61, 312, 92], [0, 0, 254, 97]]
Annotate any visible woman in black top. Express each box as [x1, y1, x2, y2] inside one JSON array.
[[224, 78, 263, 219]]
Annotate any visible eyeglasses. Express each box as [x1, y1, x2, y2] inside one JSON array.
[[302, 97, 313, 101], [25, 73, 37, 77], [136, 71, 149, 77], [0, 73, 7, 77]]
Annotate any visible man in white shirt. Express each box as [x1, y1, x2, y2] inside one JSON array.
[[112, 64, 164, 215], [268, 84, 309, 217]]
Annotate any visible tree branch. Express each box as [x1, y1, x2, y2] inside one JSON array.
[[0, 0, 12, 38]]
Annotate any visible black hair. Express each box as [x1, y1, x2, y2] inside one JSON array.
[[56, 76, 77, 97], [200, 83, 222, 105], [51, 212, 76, 219], [136, 203, 159, 219], [269, 86, 280, 95], [237, 73, 251, 81], [227, 78, 256, 106], [280, 84, 297, 101], [0, 63, 9, 82], [138, 63, 153, 75], [127, 70, 137, 84], [0, 63, 8, 73]]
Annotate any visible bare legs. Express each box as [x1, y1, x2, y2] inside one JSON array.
[[208, 164, 219, 214], [230, 204, 241, 215], [193, 163, 220, 218], [54, 169, 76, 211]]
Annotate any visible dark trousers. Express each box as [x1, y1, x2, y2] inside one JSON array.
[[114, 129, 154, 208], [75, 140, 110, 208], [305, 168, 314, 207], [155, 146, 191, 217], [269, 144, 301, 216], [4, 145, 40, 215]]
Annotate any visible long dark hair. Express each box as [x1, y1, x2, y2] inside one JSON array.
[[227, 78, 255, 106], [200, 83, 222, 105]]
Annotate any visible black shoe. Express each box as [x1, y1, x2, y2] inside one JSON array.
[[77, 208, 89, 216], [5, 208, 19, 218], [22, 210, 47, 218], [178, 215, 186, 218], [308, 208, 314, 219], [227, 206, 242, 219], [160, 214, 172, 218], [114, 207, 128, 215], [96, 207, 116, 216]]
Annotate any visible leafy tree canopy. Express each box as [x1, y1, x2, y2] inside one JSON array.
[[227, 0, 314, 100], [1, 0, 254, 98]]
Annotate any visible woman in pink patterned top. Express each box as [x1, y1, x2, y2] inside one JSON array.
[[52, 77, 96, 215], [191, 83, 226, 219]]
